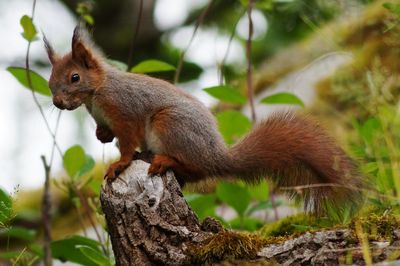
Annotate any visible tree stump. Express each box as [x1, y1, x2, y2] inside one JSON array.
[[100, 159, 210, 266], [100, 159, 400, 265]]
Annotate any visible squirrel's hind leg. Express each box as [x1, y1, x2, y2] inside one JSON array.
[[148, 154, 205, 186]]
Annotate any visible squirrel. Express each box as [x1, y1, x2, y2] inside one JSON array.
[[44, 26, 363, 214]]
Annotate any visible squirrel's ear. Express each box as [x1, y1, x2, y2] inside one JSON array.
[[71, 26, 99, 69], [43, 35, 58, 65]]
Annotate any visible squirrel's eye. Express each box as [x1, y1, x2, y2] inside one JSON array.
[[71, 73, 80, 83]]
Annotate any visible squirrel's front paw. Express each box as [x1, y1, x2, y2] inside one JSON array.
[[96, 126, 114, 143], [104, 160, 131, 181]]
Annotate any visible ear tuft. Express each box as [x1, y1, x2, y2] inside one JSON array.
[[71, 25, 100, 69], [43, 34, 58, 65]]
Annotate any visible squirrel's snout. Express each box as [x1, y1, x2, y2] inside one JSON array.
[[53, 95, 66, 110]]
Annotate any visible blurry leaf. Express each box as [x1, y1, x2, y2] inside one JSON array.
[[63, 145, 86, 178], [240, 0, 274, 10], [216, 110, 251, 145], [51, 235, 101, 266], [0, 226, 37, 241], [79, 246, 111, 266], [360, 118, 381, 145], [0, 251, 21, 260], [79, 155, 95, 177], [178, 61, 203, 82], [247, 180, 269, 201], [185, 193, 216, 220], [107, 59, 128, 71], [216, 182, 251, 217], [361, 162, 378, 174], [131, 59, 176, 73], [29, 243, 44, 258], [383, 3, 400, 17], [7, 67, 51, 96], [20, 15, 37, 42], [0, 188, 12, 224], [260, 92, 304, 107], [203, 85, 246, 104], [247, 199, 283, 216], [83, 15, 94, 25], [88, 178, 102, 196], [228, 217, 264, 231]]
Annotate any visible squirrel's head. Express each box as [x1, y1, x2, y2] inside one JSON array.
[[44, 26, 104, 110]]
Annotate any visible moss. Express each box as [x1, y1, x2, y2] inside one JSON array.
[[349, 212, 400, 242], [190, 231, 282, 265], [258, 213, 331, 238]]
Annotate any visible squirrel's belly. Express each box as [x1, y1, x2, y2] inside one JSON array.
[[144, 121, 164, 154]]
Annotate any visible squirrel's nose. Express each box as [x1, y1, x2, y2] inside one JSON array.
[[53, 95, 66, 110]]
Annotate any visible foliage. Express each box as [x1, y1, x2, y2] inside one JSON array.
[[6, 0, 400, 265]]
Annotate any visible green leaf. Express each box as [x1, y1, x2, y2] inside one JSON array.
[[383, 3, 400, 17], [83, 14, 94, 25], [80, 155, 95, 177], [260, 92, 304, 107], [247, 180, 269, 201], [51, 235, 102, 266], [228, 216, 265, 231], [63, 145, 86, 178], [216, 110, 251, 144], [0, 226, 37, 241], [216, 182, 251, 217], [185, 193, 216, 220], [0, 188, 12, 224], [20, 15, 37, 42], [107, 59, 128, 71], [131, 59, 176, 73], [359, 118, 381, 145], [361, 162, 379, 174], [7, 67, 51, 96], [203, 85, 246, 104], [79, 246, 111, 266]]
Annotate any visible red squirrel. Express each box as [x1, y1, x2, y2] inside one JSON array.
[[44, 27, 362, 213]]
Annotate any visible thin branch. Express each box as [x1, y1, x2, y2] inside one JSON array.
[[219, 9, 246, 85], [40, 156, 52, 266], [246, 0, 256, 122], [174, 0, 214, 84], [74, 186, 107, 254], [127, 0, 144, 69]]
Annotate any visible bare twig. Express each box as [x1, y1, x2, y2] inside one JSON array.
[[127, 0, 144, 69], [269, 185, 279, 221], [74, 186, 107, 254], [246, 0, 256, 122], [219, 9, 246, 85], [40, 156, 52, 266], [174, 0, 214, 84]]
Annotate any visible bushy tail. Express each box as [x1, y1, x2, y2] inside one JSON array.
[[223, 113, 363, 214]]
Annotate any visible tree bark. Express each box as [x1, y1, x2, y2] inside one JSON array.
[[100, 159, 210, 266], [100, 159, 400, 265]]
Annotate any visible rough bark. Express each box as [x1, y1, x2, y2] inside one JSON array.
[[100, 159, 400, 265], [100, 159, 210, 266], [258, 229, 400, 265]]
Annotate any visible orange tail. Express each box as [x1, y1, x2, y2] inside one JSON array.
[[224, 113, 363, 214]]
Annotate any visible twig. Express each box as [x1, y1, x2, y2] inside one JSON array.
[[269, 185, 279, 221], [218, 8, 246, 85], [246, 0, 256, 122], [74, 186, 107, 254], [127, 0, 143, 69], [174, 0, 214, 84], [25, 0, 62, 157], [40, 156, 52, 266]]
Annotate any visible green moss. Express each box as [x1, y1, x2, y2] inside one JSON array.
[[257, 214, 332, 238], [349, 212, 400, 242], [190, 231, 282, 265]]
